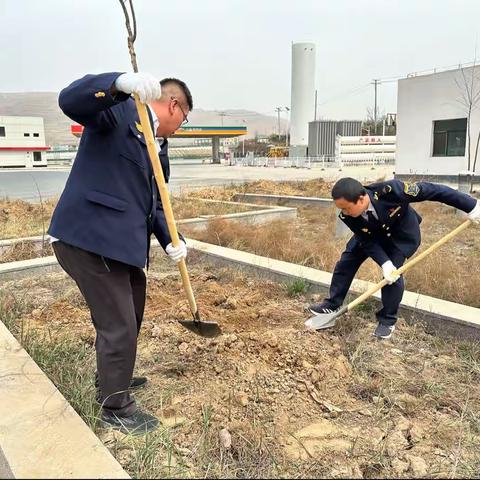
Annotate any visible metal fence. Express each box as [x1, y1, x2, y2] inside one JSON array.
[[232, 155, 395, 169]]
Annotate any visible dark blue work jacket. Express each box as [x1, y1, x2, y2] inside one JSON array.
[[339, 180, 476, 265], [48, 72, 174, 268]]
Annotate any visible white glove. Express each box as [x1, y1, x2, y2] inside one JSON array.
[[115, 72, 161, 103], [166, 241, 187, 263], [381, 260, 400, 285], [467, 200, 480, 223]]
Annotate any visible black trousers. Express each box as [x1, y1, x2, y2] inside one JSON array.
[[324, 238, 406, 326], [52, 241, 146, 416]]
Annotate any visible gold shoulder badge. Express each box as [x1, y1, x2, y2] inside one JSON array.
[[373, 191, 379, 200], [361, 228, 369, 233], [94, 91, 106, 98], [404, 182, 420, 196], [383, 184, 393, 194], [339, 213, 345, 220], [135, 121, 143, 133]]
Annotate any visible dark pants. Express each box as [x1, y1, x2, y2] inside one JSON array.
[[324, 238, 406, 326], [52, 241, 146, 416]]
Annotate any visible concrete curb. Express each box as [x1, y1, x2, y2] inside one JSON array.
[[233, 193, 333, 208], [0, 320, 129, 479]]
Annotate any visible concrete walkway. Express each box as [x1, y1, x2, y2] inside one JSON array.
[[0, 320, 129, 479]]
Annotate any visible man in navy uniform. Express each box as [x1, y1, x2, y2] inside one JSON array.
[[48, 71, 192, 434], [308, 177, 480, 339]]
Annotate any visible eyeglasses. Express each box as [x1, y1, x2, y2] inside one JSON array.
[[172, 97, 189, 125]]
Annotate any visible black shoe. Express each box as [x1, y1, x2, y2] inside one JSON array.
[[373, 324, 395, 339], [307, 303, 338, 315], [101, 408, 159, 435]]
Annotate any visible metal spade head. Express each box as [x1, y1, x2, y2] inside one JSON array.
[[304, 311, 338, 331], [178, 311, 221, 338]]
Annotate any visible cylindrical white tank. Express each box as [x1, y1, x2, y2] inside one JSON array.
[[290, 42, 315, 148]]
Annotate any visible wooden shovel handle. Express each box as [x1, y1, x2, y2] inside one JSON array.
[[347, 219, 472, 312], [134, 95, 198, 317]]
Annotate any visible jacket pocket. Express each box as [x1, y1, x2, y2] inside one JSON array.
[[86, 190, 128, 212], [119, 124, 149, 169]]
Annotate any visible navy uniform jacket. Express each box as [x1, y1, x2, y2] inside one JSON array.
[[48, 72, 175, 268], [339, 179, 476, 266]]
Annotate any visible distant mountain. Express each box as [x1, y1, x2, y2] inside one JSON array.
[[0, 93, 285, 146]]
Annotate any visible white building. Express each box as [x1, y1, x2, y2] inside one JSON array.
[[396, 65, 480, 182], [0, 116, 49, 167]]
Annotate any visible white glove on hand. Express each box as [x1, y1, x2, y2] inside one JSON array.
[[467, 200, 480, 224], [166, 241, 187, 263], [114, 72, 161, 103], [382, 260, 400, 285]]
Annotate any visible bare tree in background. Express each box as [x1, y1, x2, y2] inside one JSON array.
[[455, 62, 480, 178]]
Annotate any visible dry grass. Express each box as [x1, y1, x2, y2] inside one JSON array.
[[186, 178, 335, 201], [0, 240, 53, 263], [0, 198, 56, 240], [0, 196, 258, 241]]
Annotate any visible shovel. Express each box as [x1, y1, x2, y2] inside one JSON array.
[[118, 2, 220, 338], [134, 98, 221, 338], [305, 219, 473, 331]]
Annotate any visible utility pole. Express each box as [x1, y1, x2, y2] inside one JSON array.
[[284, 106, 290, 147], [372, 79, 380, 135], [275, 107, 283, 141], [219, 111, 227, 126]]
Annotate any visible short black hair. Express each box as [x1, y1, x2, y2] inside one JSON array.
[[160, 77, 193, 111], [331, 177, 366, 203]]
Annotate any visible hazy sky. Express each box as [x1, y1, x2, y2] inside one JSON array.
[[1, 0, 480, 121]]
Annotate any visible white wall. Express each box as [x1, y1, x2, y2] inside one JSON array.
[[0, 116, 47, 167], [396, 66, 480, 176]]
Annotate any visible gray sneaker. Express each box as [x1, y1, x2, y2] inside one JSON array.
[[373, 324, 395, 339]]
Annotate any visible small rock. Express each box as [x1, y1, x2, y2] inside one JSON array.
[[358, 408, 373, 417], [159, 408, 187, 428], [406, 455, 428, 476], [151, 325, 162, 338], [393, 393, 419, 411], [224, 298, 237, 310], [391, 458, 409, 475], [235, 393, 249, 407], [385, 430, 409, 457], [178, 342, 189, 354], [213, 295, 227, 306], [409, 424, 425, 443], [31, 308, 41, 318], [214, 365, 223, 374], [219, 428, 232, 449], [297, 383, 306, 392]]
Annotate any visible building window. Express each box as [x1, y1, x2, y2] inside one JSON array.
[[33, 152, 42, 162], [0, 126, 5, 137], [24, 133, 30, 137], [432, 118, 467, 157], [33, 133, 39, 137]]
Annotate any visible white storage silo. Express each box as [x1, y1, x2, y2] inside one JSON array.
[[290, 42, 316, 156]]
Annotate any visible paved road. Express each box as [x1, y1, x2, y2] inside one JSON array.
[[0, 162, 395, 202]]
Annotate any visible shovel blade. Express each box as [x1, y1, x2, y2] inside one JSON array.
[[178, 318, 221, 338], [305, 312, 337, 331]]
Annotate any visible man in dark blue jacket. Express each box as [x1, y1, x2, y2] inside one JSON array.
[[308, 177, 480, 339], [48, 71, 192, 434]]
